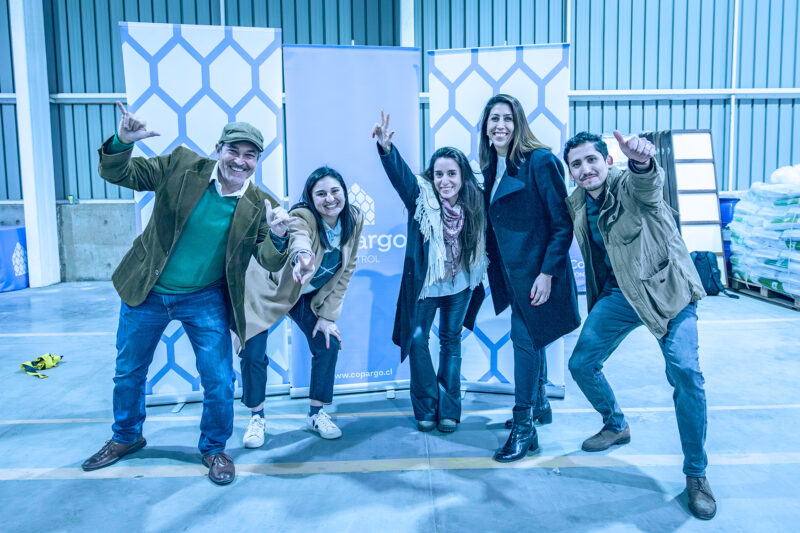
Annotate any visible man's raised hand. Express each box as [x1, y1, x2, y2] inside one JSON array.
[[372, 110, 395, 153], [116, 101, 160, 144], [613, 130, 656, 165]]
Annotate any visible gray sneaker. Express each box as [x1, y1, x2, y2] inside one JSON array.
[[581, 425, 631, 451], [437, 418, 458, 433], [686, 476, 716, 520], [417, 420, 436, 432]]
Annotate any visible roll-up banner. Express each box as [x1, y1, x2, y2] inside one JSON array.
[[283, 45, 420, 397], [119, 22, 289, 405], [428, 44, 572, 397]]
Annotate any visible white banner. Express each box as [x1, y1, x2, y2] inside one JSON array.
[[118, 22, 288, 403], [428, 43, 571, 396]]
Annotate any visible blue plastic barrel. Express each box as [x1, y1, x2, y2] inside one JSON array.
[[719, 197, 740, 227]]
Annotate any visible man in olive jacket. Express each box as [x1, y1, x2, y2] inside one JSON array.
[[564, 131, 715, 520], [81, 102, 299, 485]]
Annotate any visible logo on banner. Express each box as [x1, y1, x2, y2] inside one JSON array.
[[348, 182, 406, 264], [12, 242, 27, 277], [348, 183, 375, 225]]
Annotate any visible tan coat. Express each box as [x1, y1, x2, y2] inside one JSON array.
[[243, 205, 364, 343], [566, 162, 705, 338]]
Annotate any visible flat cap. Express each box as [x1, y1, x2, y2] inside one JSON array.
[[218, 122, 264, 152]]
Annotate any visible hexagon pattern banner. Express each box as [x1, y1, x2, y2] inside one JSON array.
[[428, 44, 571, 394], [428, 44, 570, 170], [119, 22, 288, 402]]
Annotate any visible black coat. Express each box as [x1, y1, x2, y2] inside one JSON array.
[[379, 144, 485, 362], [483, 148, 580, 350]]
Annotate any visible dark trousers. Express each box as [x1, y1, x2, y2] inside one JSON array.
[[239, 293, 340, 406], [511, 301, 548, 410], [408, 288, 472, 422]]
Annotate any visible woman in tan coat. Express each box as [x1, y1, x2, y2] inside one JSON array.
[[239, 167, 364, 446]]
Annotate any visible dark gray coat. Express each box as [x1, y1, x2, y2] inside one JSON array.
[[483, 148, 580, 349], [379, 144, 485, 362]]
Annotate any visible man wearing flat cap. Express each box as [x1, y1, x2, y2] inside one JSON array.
[[81, 102, 311, 484]]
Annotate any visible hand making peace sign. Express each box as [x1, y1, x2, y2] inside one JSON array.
[[293, 252, 316, 285], [372, 110, 395, 153]]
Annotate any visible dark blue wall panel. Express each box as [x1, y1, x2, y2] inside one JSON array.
[[0, 0, 796, 199], [0, 0, 20, 201]]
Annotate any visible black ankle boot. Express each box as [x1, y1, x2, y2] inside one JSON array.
[[505, 384, 553, 428], [505, 404, 551, 428], [493, 408, 539, 462]]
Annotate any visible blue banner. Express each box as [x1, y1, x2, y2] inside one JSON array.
[[283, 45, 420, 394], [0, 226, 28, 292]]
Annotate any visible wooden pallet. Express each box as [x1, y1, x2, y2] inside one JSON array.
[[730, 278, 800, 311]]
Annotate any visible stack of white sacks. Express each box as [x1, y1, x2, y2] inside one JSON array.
[[729, 164, 800, 297]]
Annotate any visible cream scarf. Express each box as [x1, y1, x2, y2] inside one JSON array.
[[413, 177, 488, 293]]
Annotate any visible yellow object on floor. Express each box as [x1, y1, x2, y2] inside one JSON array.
[[21, 353, 63, 379]]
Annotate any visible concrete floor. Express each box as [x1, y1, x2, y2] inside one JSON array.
[[1, 282, 799, 532]]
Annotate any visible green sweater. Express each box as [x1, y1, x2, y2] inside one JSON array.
[[153, 184, 237, 293], [108, 135, 236, 294]]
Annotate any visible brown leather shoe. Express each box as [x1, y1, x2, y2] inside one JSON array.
[[581, 425, 631, 452], [686, 476, 717, 520], [81, 437, 147, 471], [202, 451, 235, 485]]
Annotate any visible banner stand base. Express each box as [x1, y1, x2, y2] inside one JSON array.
[[145, 382, 564, 407], [290, 381, 565, 400], [461, 382, 565, 399], [290, 379, 411, 399], [146, 384, 290, 407]]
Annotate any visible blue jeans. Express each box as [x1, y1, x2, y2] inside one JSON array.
[[409, 288, 472, 422], [112, 285, 234, 457], [568, 285, 708, 477], [240, 293, 340, 406]]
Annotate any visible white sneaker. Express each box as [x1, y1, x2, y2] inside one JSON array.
[[306, 409, 342, 439], [243, 415, 266, 448]]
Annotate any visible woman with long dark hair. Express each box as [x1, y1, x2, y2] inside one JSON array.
[[479, 94, 580, 462], [373, 111, 487, 433], [239, 167, 363, 445]]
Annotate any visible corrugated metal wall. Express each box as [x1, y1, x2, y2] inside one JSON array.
[[1, 0, 798, 200], [417, 0, 799, 191], [733, 0, 800, 189], [414, 0, 566, 89], [572, 0, 734, 90], [225, 0, 397, 45], [570, 0, 800, 190], [0, 0, 20, 201], [44, 0, 221, 201], [39, 0, 398, 201], [415, 0, 736, 187], [414, 0, 566, 164], [570, 0, 735, 188]]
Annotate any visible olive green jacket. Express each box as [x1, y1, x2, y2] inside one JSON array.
[[566, 161, 705, 338], [97, 138, 288, 346], [243, 205, 364, 342]]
